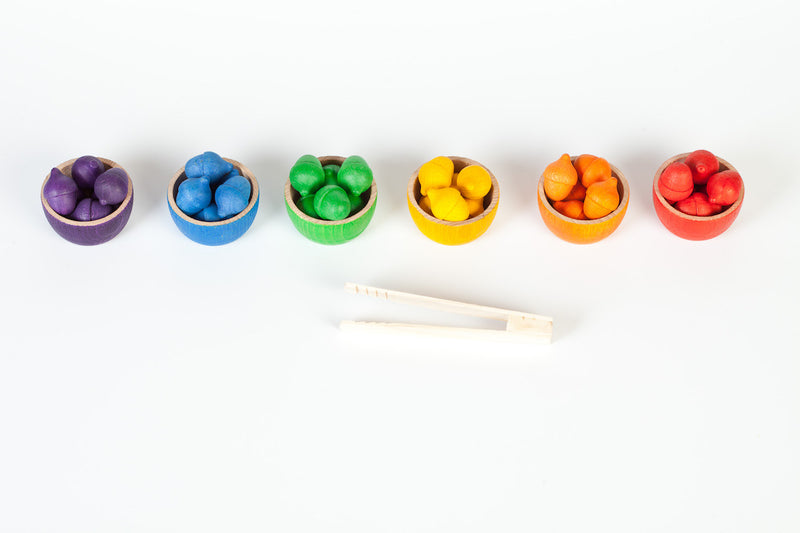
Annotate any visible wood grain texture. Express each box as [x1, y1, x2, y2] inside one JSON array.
[[40, 157, 134, 245], [284, 156, 378, 245], [342, 282, 553, 344], [344, 282, 552, 324], [537, 158, 629, 244], [407, 156, 499, 245], [652, 153, 744, 241], [167, 158, 260, 246]]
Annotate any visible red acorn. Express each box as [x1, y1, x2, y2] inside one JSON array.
[[706, 170, 743, 206], [658, 161, 694, 202], [675, 192, 723, 217], [684, 150, 719, 185]]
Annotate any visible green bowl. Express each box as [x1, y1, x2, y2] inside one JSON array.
[[284, 155, 378, 244]]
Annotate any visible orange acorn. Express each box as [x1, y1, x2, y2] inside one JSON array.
[[553, 200, 587, 220], [573, 154, 596, 178], [583, 178, 620, 219], [543, 154, 578, 201], [563, 181, 586, 201], [576, 155, 611, 188]]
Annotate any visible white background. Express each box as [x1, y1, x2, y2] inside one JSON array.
[[1, 0, 798, 531]]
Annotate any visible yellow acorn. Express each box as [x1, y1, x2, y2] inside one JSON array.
[[419, 195, 433, 215], [419, 156, 454, 196], [456, 165, 492, 200], [465, 197, 484, 217], [427, 187, 469, 222]]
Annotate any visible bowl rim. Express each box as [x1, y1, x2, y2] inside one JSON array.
[[41, 157, 133, 226], [653, 152, 744, 222], [168, 157, 259, 226], [407, 156, 500, 226], [538, 156, 629, 225], [284, 155, 378, 225]]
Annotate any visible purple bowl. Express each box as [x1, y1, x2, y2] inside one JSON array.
[[40, 157, 134, 245]]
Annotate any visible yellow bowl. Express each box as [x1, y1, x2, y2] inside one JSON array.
[[407, 156, 499, 245], [537, 158, 629, 244]]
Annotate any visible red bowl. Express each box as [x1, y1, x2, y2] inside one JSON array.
[[652, 153, 744, 241]]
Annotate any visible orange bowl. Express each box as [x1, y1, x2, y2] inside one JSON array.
[[652, 153, 744, 240], [537, 158, 629, 244]]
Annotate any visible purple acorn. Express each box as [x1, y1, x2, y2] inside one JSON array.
[[70, 198, 92, 221], [71, 198, 113, 221], [71, 156, 106, 190], [91, 200, 113, 220], [94, 168, 129, 206], [43, 168, 80, 216]]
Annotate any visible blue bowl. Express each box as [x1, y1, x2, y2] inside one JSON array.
[[167, 158, 259, 246]]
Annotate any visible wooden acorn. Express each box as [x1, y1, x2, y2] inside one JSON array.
[[290, 154, 325, 197], [337, 156, 373, 196], [583, 178, 620, 219], [575, 154, 611, 188], [71, 156, 105, 190], [215, 175, 251, 218], [675, 192, 723, 216], [185, 151, 234, 185], [684, 149, 719, 185], [313, 185, 351, 221], [706, 170, 743, 206], [42, 167, 80, 216], [543, 154, 578, 201], [176, 177, 212, 215], [657, 161, 694, 202]]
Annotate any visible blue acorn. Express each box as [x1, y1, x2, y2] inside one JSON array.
[[215, 175, 251, 218], [195, 203, 223, 222], [185, 151, 234, 183], [176, 177, 212, 215]]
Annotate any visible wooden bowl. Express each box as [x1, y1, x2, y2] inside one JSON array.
[[537, 158, 629, 244], [284, 155, 378, 245], [407, 156, 500, 245], [40, 157, 134, 246], [167, 158, 260, 246], [652, 153, 744, 241]]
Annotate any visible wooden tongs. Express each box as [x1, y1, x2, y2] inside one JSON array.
[[341, 282, 553, 343]]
